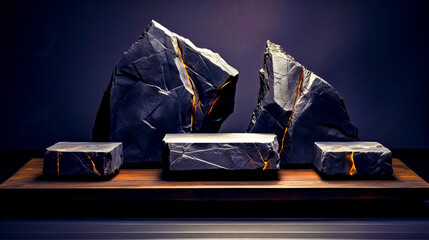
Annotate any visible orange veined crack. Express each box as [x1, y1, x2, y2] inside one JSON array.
[[206, 79, 233, 116], [346, 152, 358, 176], [279, 70, 305, 154], [207, 97, 220, 116], [176, 43, 197, 132], [86, 154, 101, 176], [257, 149, 270, 171], [219, 79, 233, 90]]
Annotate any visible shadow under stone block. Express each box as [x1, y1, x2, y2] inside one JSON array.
[[162, 133, 280, 177], [314, 142, 393, 177], [43, 142, 123, 178]]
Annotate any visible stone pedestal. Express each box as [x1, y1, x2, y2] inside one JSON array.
[[314, 142, 393, 177], [163, 133, 280, 174], [43, 142, 123, 178]]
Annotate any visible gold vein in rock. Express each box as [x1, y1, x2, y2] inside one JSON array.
[[206, 79, 233, 117], [279, 70, 304, 154], [257, 149, 269, 171], [176, 42, 197, 132], [347, 152, 358, 176], [86, 154, 101, 176]]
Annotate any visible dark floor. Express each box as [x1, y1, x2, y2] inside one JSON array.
[[1, 218, 429, 239], [1, 149, 428, 239]]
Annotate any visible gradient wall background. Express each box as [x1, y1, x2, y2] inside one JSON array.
[[1, 0, 428, 150]]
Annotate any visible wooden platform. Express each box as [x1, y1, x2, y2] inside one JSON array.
[[0, 158, 428, 201]]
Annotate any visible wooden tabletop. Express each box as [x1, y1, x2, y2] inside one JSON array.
[[1, 158, 428, 201]]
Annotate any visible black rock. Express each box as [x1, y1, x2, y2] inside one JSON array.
[[248, 41, 358, 164], [314, 142, 393, 177], [93, 20, 239, 163], [163, 133, 280, 171], [43, 142, 123, 177]]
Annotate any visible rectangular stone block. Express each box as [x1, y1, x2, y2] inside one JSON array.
[[314, 142, 393, 177], [163, 133, 280, 172], [43, 142, 123, 177]]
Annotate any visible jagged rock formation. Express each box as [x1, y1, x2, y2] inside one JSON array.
[[163, 133, 280, 171], [43, 142, 123, 177], [248, 41, 358, 164], [314, 142, 393, 177], [93, 20, 239, 163]]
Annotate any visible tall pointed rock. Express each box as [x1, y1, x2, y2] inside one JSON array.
[[248, 41, 358, 164], [93, 20, 239, 163]]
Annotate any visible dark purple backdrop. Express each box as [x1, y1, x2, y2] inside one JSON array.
[[1, 0, 428, 150]]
